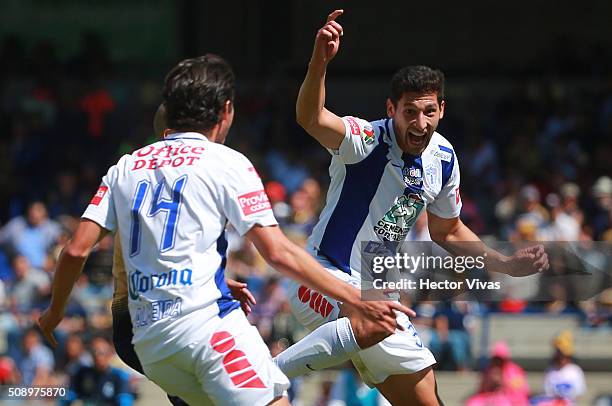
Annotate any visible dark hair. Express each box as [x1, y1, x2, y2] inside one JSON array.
[[162, 54, 235, 132], [390, 65, 445, 105]]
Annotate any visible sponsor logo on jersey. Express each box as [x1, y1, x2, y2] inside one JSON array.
[[210, 331, 267, 388], [432, 147, 453, 162], [346, 117, 361, 136], [403, 166, 423, 188], [455, 187, 461, 205], [373, 193, 425, 241], [425, 164, 440, 189], [363, 124, 375, 145], [297, 285, 334, 318], [237, 190, 271, 216], [128, 268, 193, 300], [90, 185, 108, 206]]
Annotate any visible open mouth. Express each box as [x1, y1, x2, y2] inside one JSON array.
[[408, 131, 427, 148]]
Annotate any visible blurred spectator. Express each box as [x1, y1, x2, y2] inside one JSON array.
[[0, 201, 61, 269], [511, 216, 540, 241], [63, 336, 134, 406], [15, 327, 54, 386], [0, 356, 18, 385], [516, 185, 549, 230], [541, 193, 580, 241], [6, 254, 50, 313], [428, 301, 473, 371], [251, 277, 286, 342], [559, 182, 583, 225], [270, 299, 304, 345], [467, 341, 529, 405], [286, 188, 318, 237], [0, 356, 19, 400], [265, 180, 291, 225], [61, 334, 93, 378], [532, 331, 586, 405], [48, 172, 90, 218], [301, 177, 323, 212], [544, 331, 586, 402], [590, 176, 612, 239]]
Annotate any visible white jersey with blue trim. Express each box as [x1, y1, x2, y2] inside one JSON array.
[[82, 132, 277, 364], [308, 116, 462, 277]]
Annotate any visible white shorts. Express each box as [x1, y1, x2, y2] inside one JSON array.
[[287, 256, 436, 386], [141, 309, 289, 406]]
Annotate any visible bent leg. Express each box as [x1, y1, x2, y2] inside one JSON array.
[[274, 317, 359, 377], [375, 367, 441, 406], [267, 396, 291, 406]]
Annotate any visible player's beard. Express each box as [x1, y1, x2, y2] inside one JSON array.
[[403, 128, 433, 155]]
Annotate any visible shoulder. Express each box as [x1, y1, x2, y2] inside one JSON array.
[[205, 143, 254, 176], [211, 142, 250, 163], [425, 132, 457, 163], [3, 216, 26, 230], [564, 363, 585, 375], [343, 116, 387, 135]]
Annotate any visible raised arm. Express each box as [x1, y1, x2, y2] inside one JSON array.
[[296, 9, 346, 149]]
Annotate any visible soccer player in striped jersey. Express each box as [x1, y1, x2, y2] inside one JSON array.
[[273, 10, 548, 406]]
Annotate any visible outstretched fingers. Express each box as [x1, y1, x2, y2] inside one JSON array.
[[388, 301, 417, 318], [326, 9, 344, 23]]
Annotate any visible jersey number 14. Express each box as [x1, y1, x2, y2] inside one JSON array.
[[129, 175, 187, 256]]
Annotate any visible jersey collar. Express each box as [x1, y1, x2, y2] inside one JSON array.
[[163, 132, 209, 141]]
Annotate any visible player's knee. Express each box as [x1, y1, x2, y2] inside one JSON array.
[[377, 368, 440, 406], [266, 395, 290, 406]]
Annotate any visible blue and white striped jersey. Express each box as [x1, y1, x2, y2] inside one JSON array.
[[308, 116, 462, 276]]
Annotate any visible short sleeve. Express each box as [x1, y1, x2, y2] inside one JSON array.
[[221, 154, 278, 236], [427, 154, 462, 219], [332, 116, 379, 164], [82, 165, 119, 232]]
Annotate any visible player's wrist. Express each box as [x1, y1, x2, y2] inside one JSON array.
[[485, 252, 512, 274], [342, 286, 361, 306], [308, 58, 328, 74]]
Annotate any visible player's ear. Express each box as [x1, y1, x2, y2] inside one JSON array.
[[439, 100, 445, 120], [220, 100, 234, 121], [386, 98, 396, 118]]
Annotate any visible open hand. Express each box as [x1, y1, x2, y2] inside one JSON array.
[[226, 279, 256, 315], [505, 244, 549, 276]]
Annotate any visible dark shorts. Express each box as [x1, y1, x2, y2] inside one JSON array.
[[112, 307, 144, 374]]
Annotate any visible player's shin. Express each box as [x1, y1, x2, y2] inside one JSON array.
[[273, 317, 359, 378]]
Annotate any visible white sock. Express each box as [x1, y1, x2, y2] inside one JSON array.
[[273, 317, 360, 378]]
